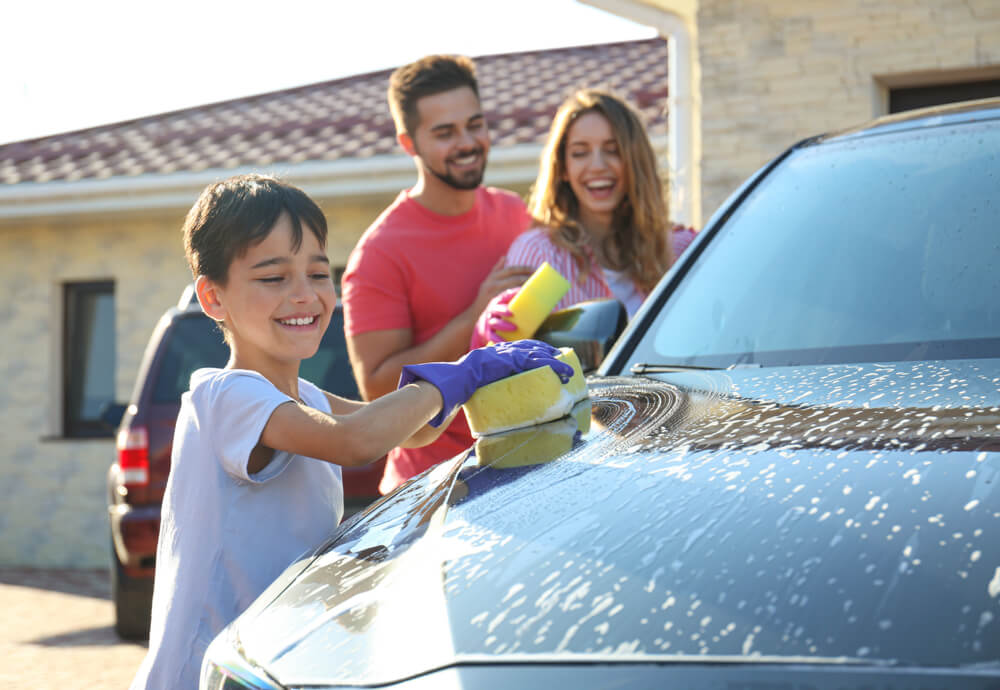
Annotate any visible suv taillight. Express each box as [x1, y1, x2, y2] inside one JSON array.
[[117, 426, 150, 486]]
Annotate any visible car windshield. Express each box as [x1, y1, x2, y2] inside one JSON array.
[[630, 117, 1000, 370], [151, 311, 359, 403]]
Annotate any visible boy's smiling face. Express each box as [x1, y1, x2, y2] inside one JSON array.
[[199, 212, 335, 387]]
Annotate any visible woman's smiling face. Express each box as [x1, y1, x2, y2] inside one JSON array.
[[562, 110, 626, 231]]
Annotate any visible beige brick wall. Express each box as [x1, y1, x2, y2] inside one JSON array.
[[1, 212, 189, 568], [0, 193, 397, 568], [697, 0, 1000, 219]]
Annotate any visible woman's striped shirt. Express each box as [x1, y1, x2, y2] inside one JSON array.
[[504, 225, 698, 316]]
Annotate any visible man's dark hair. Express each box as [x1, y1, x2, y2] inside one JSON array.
[[182, 174, 328, 283], [387, 54, 479, 136]]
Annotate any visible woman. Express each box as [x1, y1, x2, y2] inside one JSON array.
[[471, 88, 696, 347]]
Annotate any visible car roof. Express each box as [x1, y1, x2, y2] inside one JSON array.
[[812, 96, 1000, 145]]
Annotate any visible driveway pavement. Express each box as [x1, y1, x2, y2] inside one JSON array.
[[0, 568, 147, 689]]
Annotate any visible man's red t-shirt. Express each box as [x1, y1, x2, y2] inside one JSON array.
[[342, 186, 531, 493]]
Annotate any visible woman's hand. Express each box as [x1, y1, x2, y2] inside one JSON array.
[[470, 287, 519, 349], [472, 257, 533, 316]]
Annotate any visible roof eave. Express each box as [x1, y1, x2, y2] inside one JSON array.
[[0, 142, 546, 221]]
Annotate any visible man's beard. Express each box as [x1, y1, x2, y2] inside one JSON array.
[[419, 146, 486, 190]]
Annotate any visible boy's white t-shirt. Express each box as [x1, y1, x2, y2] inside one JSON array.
[[130, 368, 344, 690]]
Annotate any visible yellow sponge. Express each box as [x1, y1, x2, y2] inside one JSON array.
[[501, 262, 571, 341], [463, 347, 587, 437], [474, 399, 592, 468], [569, 397, 592, 435]]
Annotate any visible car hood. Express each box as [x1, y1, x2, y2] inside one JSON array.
[[233, 359, 1000, 687]]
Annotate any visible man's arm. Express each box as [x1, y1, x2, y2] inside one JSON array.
[[347, 258, 533, 400]]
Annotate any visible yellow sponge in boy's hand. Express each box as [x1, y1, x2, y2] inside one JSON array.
[[501, 262, 571, 341], [463, 347, 587, 437]]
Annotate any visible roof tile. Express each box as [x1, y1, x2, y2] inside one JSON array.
[[0, 38, 667, 185]]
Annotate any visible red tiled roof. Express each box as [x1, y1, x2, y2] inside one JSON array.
[[0, 38, 667, 186]]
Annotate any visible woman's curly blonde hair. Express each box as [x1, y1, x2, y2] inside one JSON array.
[[528, 89, 672, 293]]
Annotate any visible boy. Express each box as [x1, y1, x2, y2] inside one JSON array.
[[129, 174, 570, 689]]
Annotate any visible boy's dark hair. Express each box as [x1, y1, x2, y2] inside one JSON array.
[[182, 174, 328, 284], [387, 54, 479, 136]]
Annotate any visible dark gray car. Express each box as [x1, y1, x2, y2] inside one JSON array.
[[200, 98, 1000, 689]]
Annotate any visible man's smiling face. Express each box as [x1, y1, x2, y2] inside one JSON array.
[[408, 86, 490, 191]]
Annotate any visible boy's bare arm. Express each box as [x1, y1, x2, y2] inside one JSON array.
[[261, 382, 445, 468], [323, 391, 366, 415], [322, 390, 453, 447], [400, 406, 459, 448]]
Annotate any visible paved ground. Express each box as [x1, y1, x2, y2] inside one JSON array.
[[0, 568, 147, 689]]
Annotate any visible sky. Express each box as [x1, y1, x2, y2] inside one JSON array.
[[2, 0, 657, 145]]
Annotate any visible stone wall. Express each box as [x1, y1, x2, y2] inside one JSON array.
[[697, 0, 1000, 218]]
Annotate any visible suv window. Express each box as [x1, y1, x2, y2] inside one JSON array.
[[152, 315, 228, 403], [151, 310, 359, 404], [300, 310, 359, 400]]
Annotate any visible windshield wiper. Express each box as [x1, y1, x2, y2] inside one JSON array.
[[631, 362, 722, 374], [630, 362, 762, 374]]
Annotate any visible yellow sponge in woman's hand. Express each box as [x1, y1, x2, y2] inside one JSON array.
[[463, 347, 587, 437], [501, 261, 571, 341]]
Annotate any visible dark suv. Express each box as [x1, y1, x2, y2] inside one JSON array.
[[105, 285, 384, 640]]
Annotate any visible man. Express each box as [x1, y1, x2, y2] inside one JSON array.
[[341, 54, 533, 494]]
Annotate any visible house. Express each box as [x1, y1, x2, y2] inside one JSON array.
[[0, 38, 670, 569]]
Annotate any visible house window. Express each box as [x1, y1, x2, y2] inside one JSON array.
[[63, 281, 116, 438], [889, 78, 1000, 114]]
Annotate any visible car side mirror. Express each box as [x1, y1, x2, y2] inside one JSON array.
[[534, 299, 628, 373], [99, 401, 128, 432]]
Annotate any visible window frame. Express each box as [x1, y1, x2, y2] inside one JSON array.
[[62, 280, 116, 438], [874, 66, 1000, 116], [889, 78, 1000, 114]]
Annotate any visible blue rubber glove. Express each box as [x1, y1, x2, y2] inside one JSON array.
[[398, 339, 574, 427]]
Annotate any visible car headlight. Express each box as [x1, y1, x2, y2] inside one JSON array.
[[200, 628, 284, 690]]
